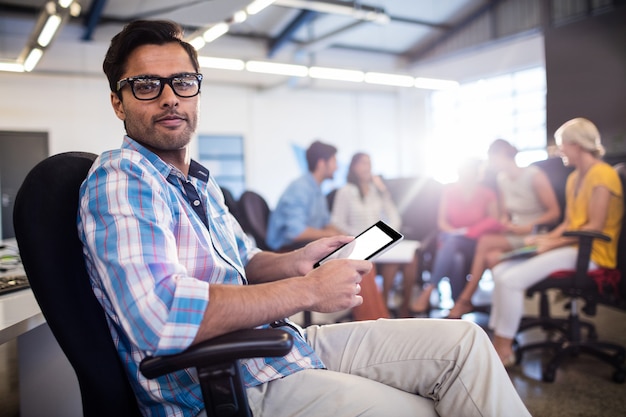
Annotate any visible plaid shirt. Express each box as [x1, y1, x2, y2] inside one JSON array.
[[78, 136, 323, 417]]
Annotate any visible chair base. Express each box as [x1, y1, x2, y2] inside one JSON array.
[[516, 312, 626, 383]]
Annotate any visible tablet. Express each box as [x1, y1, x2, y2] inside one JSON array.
[[314, 220, 404, 268]]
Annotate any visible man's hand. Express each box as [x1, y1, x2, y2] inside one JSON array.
[[304, 259, 371, 312], [293, 235, 355, 276]]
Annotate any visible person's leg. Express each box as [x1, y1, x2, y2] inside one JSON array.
[[301, 319, 531, 417], [446, 237, 477, 301], [378, 263, 399, 310], [410, 234, 458, 314], [448, 233, 513, 318], [247, 368, 437, 417], [490, 246, 583, 361]]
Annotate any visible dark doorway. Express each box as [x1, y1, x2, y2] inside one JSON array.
[[0, 131, 48, 239]]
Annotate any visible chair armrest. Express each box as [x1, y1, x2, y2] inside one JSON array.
[[562, 230, 611, 242], [140, 328, 293, 379]]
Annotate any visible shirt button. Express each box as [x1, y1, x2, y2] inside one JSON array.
[[193, 200, 200, 206]]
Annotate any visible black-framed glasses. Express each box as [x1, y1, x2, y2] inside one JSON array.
[[116, 73, 203, 100]]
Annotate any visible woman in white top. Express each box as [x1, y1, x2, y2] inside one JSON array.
[[331, 153, 401, 235], [332, 153, 417, 317], [447, 139, 561, 318]]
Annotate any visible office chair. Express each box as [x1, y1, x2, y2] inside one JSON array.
[[220, 186, 241, 223], [13, 152, 293, 417], [237, 190, 272, 251], [515, 163, 626, 383]]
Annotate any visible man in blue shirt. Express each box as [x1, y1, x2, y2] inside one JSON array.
[[266, 140, 343, 250], [78, 19, 531, 417]]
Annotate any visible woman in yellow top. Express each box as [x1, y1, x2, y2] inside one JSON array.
[[488, 117, 624, 365]]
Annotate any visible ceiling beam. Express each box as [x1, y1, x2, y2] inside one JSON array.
[[82, 0, 108, 41], [268, 9, 318, 58]]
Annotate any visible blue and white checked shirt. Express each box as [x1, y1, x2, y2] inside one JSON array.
[[78, 136, 324, 417]]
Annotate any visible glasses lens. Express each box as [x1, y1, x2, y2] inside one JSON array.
[[172, 74, 200, 97], [132, 78, 162, 100]]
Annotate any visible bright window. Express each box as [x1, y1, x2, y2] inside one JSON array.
[[427, 66, 547, 183]]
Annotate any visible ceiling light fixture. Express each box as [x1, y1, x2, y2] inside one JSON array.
[[364, 72, 415, 87], [0, 1, 80, 73], [414, 77, 460, 90], [197, 55, 458, 91], [274, 0, 389, 24], [309, 66, 365, 82], [203, 22, 230, 43], [0, 61, 25, 73], [246, 60, 308, 77], [198, 56, 245, 71], [37, 14, 63, 47], [23, 48, 44, 72], [246, 0, 276, 15]]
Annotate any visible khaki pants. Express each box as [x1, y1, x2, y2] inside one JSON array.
[[246, 318, 531, 417]]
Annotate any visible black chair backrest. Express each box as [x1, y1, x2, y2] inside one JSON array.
[[13, 152, 141, 417], [220, 186, 240, 221], [238, 190, 271, 251]]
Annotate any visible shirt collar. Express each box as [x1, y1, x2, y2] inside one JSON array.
[[122, 135, 210, 184]]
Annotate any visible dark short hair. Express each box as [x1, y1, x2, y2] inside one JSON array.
[[306, 140, 337, 172], [487, 138, 518, 159], [102, 20, 199, 94]]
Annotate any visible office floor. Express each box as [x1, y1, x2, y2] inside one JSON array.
[[1, 290, 625, 417]]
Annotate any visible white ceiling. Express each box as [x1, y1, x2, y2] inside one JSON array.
[[0, 0, 492, 89]]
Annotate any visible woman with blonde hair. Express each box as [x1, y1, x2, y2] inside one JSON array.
[[489, 117, 624, 365]]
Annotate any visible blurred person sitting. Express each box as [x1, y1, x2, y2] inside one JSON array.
[[447, 139, 561, 318], [268, 146, 387, 321], [489, 117, 624, 365], [330, 152, 409, 317], [410, 158, 499, 314], [267, 140, 342, 251]]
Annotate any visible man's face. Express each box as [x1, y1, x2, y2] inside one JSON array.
[[323, 155, 338, 180], [110, 43, 200, 154]]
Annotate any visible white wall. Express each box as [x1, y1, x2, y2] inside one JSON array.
[[0, 32, 543, 207]]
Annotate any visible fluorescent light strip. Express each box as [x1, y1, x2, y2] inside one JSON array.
[[309, 66, 365, 83], [23, 48, 43, 72], [196, 56, 457, 90], [414, 77, 459, 90], [246, 0, 276, 15], [0, 61, 24, 72], [37, 14, 62, 47], [246, 60, 308, 77], [232, 10, 248, 23], [365, 72, 415, 87], [203, 22, 229, 43], [199, 56, 245, 71]]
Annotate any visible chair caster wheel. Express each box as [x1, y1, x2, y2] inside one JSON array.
[[612, 369, 626, 384], [542, 365, 556, 382]]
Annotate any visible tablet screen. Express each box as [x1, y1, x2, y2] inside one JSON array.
[[314, 221, 403, 268]]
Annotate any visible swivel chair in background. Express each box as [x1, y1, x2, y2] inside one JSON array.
[[237, 190, 272, 251], [13, 152, 292, 417], [515, 163, 626, 383]]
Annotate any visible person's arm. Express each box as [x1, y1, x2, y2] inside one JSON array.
[[193, 253, 371, 343], [245, 235, 354, 283], [527, 180, 613, 253], [506, 169, 561, 235], [277, 183, 341, 245]]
